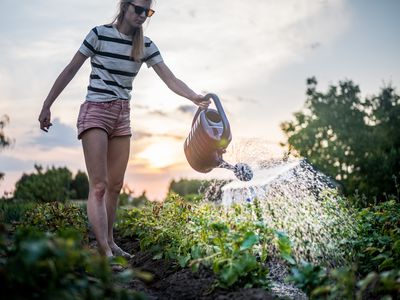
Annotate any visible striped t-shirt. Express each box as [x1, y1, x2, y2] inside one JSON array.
[[78, 24, 163, 102]]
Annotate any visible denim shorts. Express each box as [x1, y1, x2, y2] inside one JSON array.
[[77, 100, 132, 140]]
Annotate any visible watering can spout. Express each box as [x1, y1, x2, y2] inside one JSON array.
[[218, 161, 254, 182], [184, 94, 253, 181]]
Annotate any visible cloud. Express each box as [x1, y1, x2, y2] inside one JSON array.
[[148, 110, 168, 117], [132, 131, 153, 141], [133, 130, 184, 141], [177, 105, 197, 115], [26, 118, 80, 150], [150, 0, 349, 90], [0, 155, 34, 173]]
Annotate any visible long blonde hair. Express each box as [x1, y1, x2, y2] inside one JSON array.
[[110, 0, 152, 62]]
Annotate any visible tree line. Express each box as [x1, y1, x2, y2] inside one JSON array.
[[2, 77, 399, 205], [281, 77, 400, 203]]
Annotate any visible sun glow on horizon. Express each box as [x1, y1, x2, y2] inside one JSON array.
[[134, 139, 184, 170]]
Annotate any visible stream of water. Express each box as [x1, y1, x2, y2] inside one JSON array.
[[204, 141, 357, 266]]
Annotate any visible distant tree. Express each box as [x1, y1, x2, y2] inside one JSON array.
[[0, 115, 11, 149], [168, 178, 209, 196], [281, 77, 400, 202], [70, 170, 89, 200], [14, 165, 73, 202], [118, 185, 149, 206], [0, 115, 12, 181]]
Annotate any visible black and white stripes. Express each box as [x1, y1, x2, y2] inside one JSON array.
[[79, 24, 163, 102]]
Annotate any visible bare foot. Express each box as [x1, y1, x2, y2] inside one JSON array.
[[109, 243, 133, 259]]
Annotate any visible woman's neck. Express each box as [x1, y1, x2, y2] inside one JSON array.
[[116, 22, 137, 36]]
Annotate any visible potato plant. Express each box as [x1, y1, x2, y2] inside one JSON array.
[[117, 194, 294, 289]]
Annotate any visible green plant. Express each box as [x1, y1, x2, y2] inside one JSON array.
[[0, 226, 146, 300], [287, 260, 328, 296], [118, 186, 149, 207], [0, 200, 36, 223], [117, 194, 293, 289], [20, 202, 89, 242], [70, 170, 89, 200], [288, 262, 400, 300], [168, 178, 209, 198], [288, 199, 400, 299], [352, 199, 400, 274], [14, 165, 74, 202]]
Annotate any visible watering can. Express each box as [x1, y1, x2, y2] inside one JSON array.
[[184, 93, 253, 181]]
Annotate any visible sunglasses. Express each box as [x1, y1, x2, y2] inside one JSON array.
[[128, 3, 155, 17]]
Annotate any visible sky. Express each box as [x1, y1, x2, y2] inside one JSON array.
[[0, 0, 399, 200]]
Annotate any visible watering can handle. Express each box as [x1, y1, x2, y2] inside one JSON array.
[[192, 93, 231, 141]]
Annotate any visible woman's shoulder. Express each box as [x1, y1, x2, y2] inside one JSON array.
[[89, 24, 115, 35], [144, 36, 156, 47]]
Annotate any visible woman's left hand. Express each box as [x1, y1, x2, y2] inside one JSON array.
[[191, 94, 211, 109]]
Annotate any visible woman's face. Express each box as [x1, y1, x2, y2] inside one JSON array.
[[123, 0, 152, 29]]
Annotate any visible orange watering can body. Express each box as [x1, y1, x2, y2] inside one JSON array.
[[184, 93, 253, 181]]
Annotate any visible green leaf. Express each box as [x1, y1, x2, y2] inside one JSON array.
[[152, 252, 163, 260], [177, 254, 191, 267], [281, 253, 296, 265], [392, 239, 400, 254], [239, 232, 259, 251], [275, 231, 292, 257], [357, 272, 378, 290], [379, 258, 394, 270], [220, 264, 239, 287]]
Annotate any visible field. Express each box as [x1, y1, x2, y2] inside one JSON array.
[[1, 186, 399, 299]]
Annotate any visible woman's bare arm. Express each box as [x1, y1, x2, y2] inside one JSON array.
[[39, 51, 88, 132], [152, 61, 210, 108]]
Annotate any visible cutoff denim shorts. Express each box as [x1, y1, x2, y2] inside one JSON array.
[[76, 99, 132, 140]]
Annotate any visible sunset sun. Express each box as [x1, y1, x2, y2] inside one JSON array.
[[136, 140, 182, 170]]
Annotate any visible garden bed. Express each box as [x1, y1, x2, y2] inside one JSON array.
[[102, 232, 306, 300]]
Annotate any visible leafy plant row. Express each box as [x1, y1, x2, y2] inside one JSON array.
[[116, 194, 293, 289], [288, 199, 400, 299]]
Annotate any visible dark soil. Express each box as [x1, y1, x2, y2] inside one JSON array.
[[109, 233, 302, 300]]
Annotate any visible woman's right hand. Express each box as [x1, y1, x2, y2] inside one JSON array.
[[38, 106, 53, 132]]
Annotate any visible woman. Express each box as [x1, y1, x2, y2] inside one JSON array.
[[38, 0, 210, 258]]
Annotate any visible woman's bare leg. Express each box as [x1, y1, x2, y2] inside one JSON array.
[[104, 135, 130, 255], [81, 128, 113, 257]]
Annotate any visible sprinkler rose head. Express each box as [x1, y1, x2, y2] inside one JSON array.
[[234, 163, 253, 181]]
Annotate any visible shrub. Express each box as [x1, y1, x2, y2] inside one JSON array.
[[118, 186, 149, 207], [0, 200, 36, 223], [20, 202, 89, 242], [14, 165, 73, 202], [70, 170, 89, 200], [351, 199, 400, 274], [168, 178, 210, 198], [0, 226, 146, 300], [287, 260, 328, 296], [288, 199, 400, 299]]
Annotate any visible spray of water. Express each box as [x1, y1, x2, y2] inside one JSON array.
[[203, 141, 357, 267]]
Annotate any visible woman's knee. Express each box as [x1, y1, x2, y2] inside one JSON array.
[[90, 181, 108, 200], [107, 181, 124, 195]]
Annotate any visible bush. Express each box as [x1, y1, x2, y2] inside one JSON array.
[[0, 226, 146, 300], [288, 199, 400, 299], [20, 202, 89, 242], [168, 178, 210, 198], [70, 170, 89, 200], [351, 199, 400, 274], [14, 165, 73, 202], [118, 186, 149, 207], [288, 262, 400, 299], [0, 200, 36, 223]]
